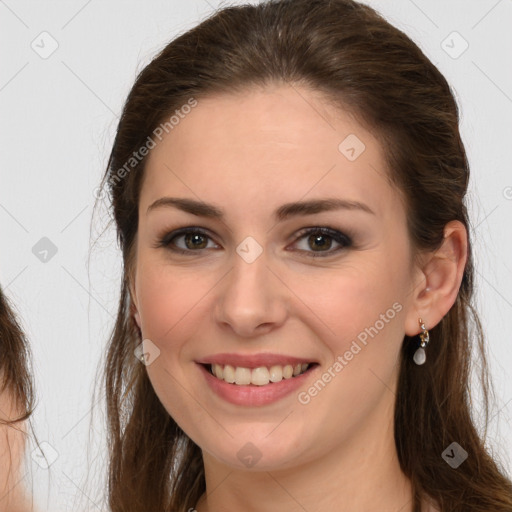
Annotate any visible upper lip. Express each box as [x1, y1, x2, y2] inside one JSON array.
[[196, 353, 318, 369]]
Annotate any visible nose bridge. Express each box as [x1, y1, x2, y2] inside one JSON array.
[[214, 238, 287, 335]]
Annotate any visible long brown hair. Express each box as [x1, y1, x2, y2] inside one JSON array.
[[0, 285, 34, 507], [0, 286, 34, 425], [98, 0, 512, 510]]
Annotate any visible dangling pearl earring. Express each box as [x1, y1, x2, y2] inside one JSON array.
[[413, 318, 430, 365]]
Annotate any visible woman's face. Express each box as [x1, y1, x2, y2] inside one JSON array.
[[131, 84, 424, 470]]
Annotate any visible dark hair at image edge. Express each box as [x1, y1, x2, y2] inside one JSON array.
[[96, 0, 512, 510], [0, 286, 34, 424]]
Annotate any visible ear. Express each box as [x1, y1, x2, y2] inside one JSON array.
[[404, 220, 468, 336]]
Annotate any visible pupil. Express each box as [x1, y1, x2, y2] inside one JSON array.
[[186, 233, 206, 249], [309, 234, 331, 251]]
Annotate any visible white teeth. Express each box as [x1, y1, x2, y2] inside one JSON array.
[[214, 364, 224, 379], [234, 367, 251, 385], [251, 367, 270, 386], [209, 363, 311, 385], [282, 364, 293, 379], [223, 364, 235, 383], [269, 365, 283, 382]]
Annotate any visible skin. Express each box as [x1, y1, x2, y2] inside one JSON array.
[[0, 387, 30, 512], [130, 84, 466, 512]]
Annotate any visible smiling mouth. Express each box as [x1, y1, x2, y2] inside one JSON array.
[[202, 362, 319, 386]]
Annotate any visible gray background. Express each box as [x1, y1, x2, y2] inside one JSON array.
[[1, 0, 511, 510]]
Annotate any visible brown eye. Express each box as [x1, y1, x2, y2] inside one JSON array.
[[291, 227, 353, 257], [183, 232, 208, 250], [307, 233, 333, 251], [158, 227, 219, 254]]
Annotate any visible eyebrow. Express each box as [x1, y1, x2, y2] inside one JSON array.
[[147, 196, 375, 220]]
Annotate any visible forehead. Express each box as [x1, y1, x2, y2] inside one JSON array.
[[141, 85, 400, 221]]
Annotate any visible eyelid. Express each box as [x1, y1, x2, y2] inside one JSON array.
[[159, 226, 205, 244]]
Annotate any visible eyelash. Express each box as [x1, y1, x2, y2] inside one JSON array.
[[156, 226, 354, 258]]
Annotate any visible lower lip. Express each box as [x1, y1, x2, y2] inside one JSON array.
[[196, 363, 318, 407]]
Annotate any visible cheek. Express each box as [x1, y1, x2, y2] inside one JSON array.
[[293, 260, 402, 342], [137, 255, 195, 333], [289, 263, 405, 431], [287, 256, 408, 409], [135, 255, 220, 360], [134, 260, 214, 422]]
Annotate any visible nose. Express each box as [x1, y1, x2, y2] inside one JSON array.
[[213, 249, 288, 338]]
